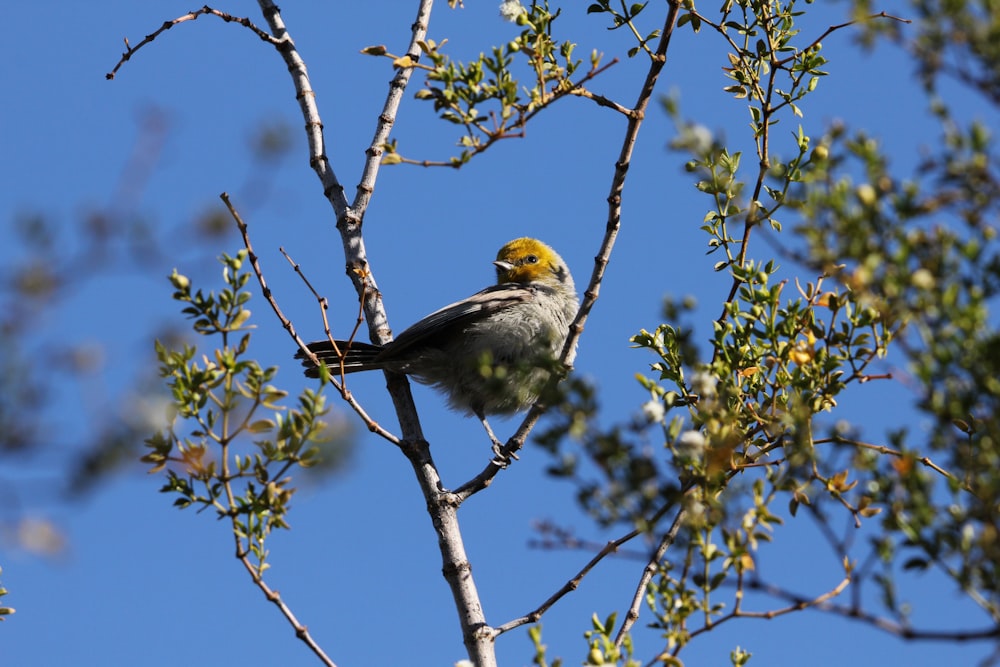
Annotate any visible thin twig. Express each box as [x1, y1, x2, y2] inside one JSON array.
[[730, 574, 850, 620], [615, 507, 686, 649], [528, 521, 651, 561], [494, 528, 643, 636], [278, 246, 334, 351], [222, 193, 400, 445], [279, 246, 368, 378], [221, 194, 317, 361], [214, 379, 337, 667], [773, 12, 912, 68], [568, 84, 635, 117], [745, 577, 1000, 642], [817, 435, 965, 490], [236, 554, 338, 667], [106, 5, 280, 80], [664, 572, 852, 659], [398, 58, 625, 167], [279, 247, 328, 317]]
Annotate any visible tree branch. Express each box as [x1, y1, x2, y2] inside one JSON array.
[[495, 527, 645, 636], [222, 193, 401, 445], [236, 554, 339, 667], [615, 507, 686, 649], [260, 2, 501, 664], [745, 577, 1000, 642], [105, 5, 281, 80]]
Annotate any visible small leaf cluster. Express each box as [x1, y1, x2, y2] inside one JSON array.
[[794, 106, 1000, 615], [582, 613, 639, 667], [586, 1, 662, 59], [632, 260, 891, 519], [389, 1, 599, 165], [643, 480, 778, 661], [665, 103, 821, 275], [681, 0, 828, 124], [528, 624, 564, 667], [663, 77, 829, 271], [669, 1, 832, 273], [143, 251, 333, 573]]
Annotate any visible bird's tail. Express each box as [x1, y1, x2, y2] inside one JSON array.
[[296, 340, 384, 378]]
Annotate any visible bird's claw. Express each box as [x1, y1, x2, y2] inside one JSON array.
[[491, 440, 519, 467]]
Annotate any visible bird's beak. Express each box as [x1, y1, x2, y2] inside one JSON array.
[[493, 260, 513, 272]]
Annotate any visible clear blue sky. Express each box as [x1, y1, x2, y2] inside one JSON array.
[[2, 1, 996, 666]]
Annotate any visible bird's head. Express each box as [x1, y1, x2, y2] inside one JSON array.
[[493, 237, 573, 288]]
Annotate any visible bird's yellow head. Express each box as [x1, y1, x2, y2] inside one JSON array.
[[493, 238, 571, 287]]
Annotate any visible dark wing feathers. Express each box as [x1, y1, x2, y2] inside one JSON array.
[[295, 340, 383, 377], [296, 283, 536, 376], [381, 283, 534, 358]]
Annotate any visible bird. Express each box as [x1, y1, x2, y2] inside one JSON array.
[[297, 237, 579, 458]]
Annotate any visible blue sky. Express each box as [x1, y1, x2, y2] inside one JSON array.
[[3, 1, 998, 666]]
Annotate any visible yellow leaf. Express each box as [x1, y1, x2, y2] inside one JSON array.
[[830, 469, 858, 492], [815, 291, 836, 307], [789, 330, 817, 365], [789, 346, 812, 365]]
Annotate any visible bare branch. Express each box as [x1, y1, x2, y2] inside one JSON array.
[[235, 555, 339, 667], [222, 193, 401, 446], [773, 12, 912, 68], [494, 528, 644, 636], [818, 435, 966, 490], [254, 1, 349, 215], [616, 507, 686, 648], [254, 2, 501, 663], [745, 577, 1000, 642], [659, 570, 853, 659], [106, 6, 280, 80]]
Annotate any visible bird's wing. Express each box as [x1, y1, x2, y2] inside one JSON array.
[[382, 283, 535, 358]]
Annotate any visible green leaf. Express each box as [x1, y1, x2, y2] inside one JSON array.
[[248, 419, 277, 434]]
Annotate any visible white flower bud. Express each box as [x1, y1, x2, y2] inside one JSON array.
[[676, 430, 707, 458], [641, 399, 666, 424], [690, 371, 719, 399], [498, 0, 526, 21]]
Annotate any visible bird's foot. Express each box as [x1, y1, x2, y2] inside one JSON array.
[[490, 440, 519, 467]]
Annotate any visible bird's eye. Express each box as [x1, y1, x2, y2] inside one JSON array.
[[525, 254, 539, 264]]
